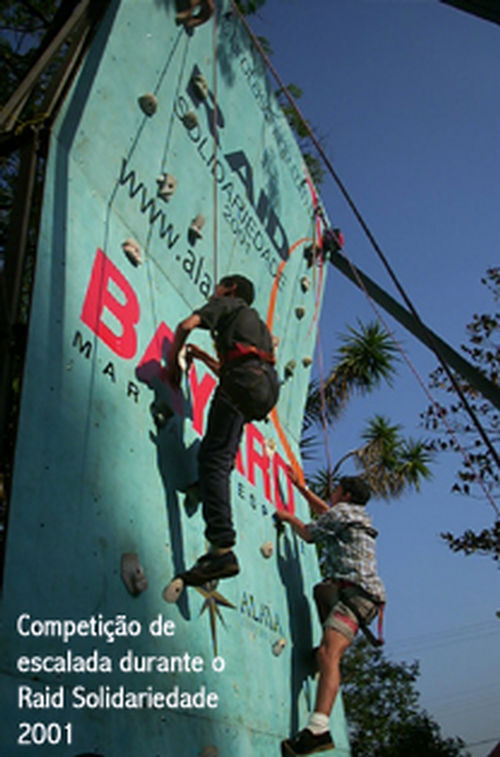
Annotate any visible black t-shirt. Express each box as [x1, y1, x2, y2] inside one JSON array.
[[194, 296, 273, 359]]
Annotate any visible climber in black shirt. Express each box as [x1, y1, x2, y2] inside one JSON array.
[[166, 274, 279, 584]]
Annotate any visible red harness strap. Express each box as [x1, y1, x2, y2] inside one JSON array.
[[338, 580, 386, 647], [223, 341, 276, 365], [376, 602, 386, 646]]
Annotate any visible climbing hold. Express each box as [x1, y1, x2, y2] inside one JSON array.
[[199, 747, 218, 757], [189, 214, 205, 242], [176, 0, 214, 30], [295, 306, 306, 320], [303, 243, 316, 267], [302, 356, 313, 368], [138, 93, 158, 117], [260, 541, 274, 559], [264, 438, 277, 458], [150, 400, 173, 428], [284, 360, 296, 379], [122, 238, 142, 266], [157, 173, 177, 202], [121, 553, 148, 596], [272, 638, 286, 656], [300, 275, 310, 292], [163, 576, 184, 603], [182, 110, 199, 130], [192, 73, 209, 100]]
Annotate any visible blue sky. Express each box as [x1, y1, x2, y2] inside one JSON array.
[[249, 2, 500, 754]]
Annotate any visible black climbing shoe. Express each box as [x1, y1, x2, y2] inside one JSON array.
[[281, 728, 334, 756], [182, 551, 240, 586]]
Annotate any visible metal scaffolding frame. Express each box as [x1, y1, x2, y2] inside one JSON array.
[[0, 0, 112, 563]]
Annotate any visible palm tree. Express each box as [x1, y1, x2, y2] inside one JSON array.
[[304, 320, 398, 432], [357, 417, 433, 499], [308, 416, 433, 501], [301, 320, 433, 501]]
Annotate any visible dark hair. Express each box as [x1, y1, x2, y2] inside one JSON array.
[[339, 476, 371, 506], [220, 274, 255, 305]]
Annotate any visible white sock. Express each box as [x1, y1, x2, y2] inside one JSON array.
[[307, 712, 329, 735]]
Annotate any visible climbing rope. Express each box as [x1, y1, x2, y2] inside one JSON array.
[[232, 1, 500, 484], [316, 332, 334, 493], [212, 4, 219, 287], [303, 169, 334, 484]]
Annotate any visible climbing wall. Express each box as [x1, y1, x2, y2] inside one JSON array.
[[0, 1, 351, 755]]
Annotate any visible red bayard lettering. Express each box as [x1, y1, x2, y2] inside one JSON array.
[[81, 248, 140, 359], [80, 248, 294, 512]]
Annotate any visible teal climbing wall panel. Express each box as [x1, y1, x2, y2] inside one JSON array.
[[0, 1, 351, 755]]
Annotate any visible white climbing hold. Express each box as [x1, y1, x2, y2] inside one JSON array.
[[192, 73, 209, 100], [272, 638, 286, 656], [163, 576, 184, 603], [122, 238, 142, 266], [295, 306, 306, 319], [157, 173, 177, 202], [189, 214, 205, 240], [138, 93, 158, 116], [183, 111, 199, 130], [264, 437, 277, 458], [121, 553, 148, 596], [260, 541, 274, 559], [302, 356, 313, 367], [300, 275, 310, 292]]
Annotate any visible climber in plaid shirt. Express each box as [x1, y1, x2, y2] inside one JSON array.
[[276, 472, 386, 756]]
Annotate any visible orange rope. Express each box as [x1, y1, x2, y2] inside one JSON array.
[[266, 237, 309, 331]]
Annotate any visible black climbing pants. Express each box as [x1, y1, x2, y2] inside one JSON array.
[[198, 358, 279, 548], [198, 386, 245, 549]]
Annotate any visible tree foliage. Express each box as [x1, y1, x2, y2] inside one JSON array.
[[235, 0, 267, 15], [308, 414, 433, 502], [302, 320, 433, 500], [305, 321, 398, 429], [341, 639, 469, 757], [422, 267, 500, 561], [1, 0, 59, 102], [1, 0, 67, 261], [275, 83, 325, 187]]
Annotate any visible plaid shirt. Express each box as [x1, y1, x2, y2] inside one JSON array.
[[308, 502, 386, 603]]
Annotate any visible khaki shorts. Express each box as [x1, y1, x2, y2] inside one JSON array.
[[313, 580, 380, 643]]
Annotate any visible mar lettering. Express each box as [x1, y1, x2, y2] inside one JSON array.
[[79, 248, 294, 512]]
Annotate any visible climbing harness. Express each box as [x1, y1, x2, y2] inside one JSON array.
[[223, 341, 276, 366], [314, 579, 385, 647]]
